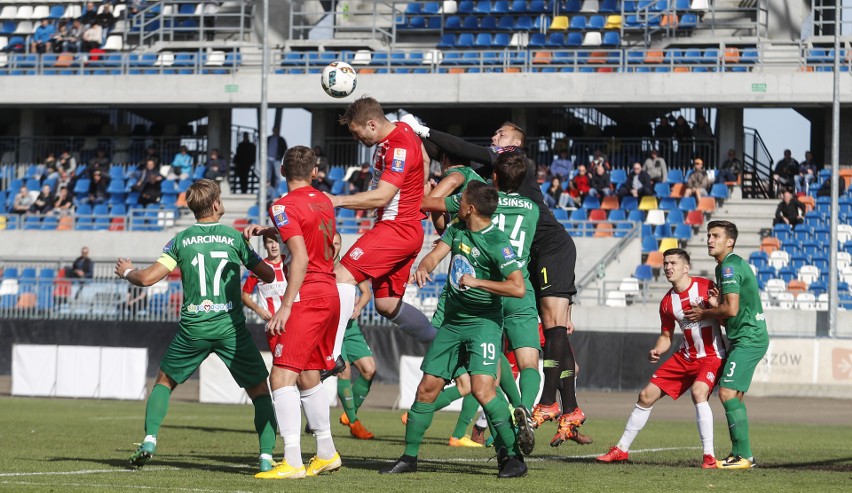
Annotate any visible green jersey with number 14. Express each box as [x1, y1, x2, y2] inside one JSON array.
[[158, 222, 262, 339]]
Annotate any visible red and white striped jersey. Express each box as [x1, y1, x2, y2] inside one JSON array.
[[369, 121, 424, 223], [659, 276, 726, 361], [241, 259, 288, 314]]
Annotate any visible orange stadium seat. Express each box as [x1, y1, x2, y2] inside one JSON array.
[[109, 217, 125, 231], [589, 209, 607, 221], [723, 47, 740, 64], [593, 222, 614, 237], [233, 218, 249, 231], [532, 51, 553, 64], [448, 67, 466, 73], [645, 250, 664, 269], [504, 67, 522, 73], [670, 183, 685, 198], [787, 280, 807, 296], [673, 67, 690, 73], [597, 67, 614, 72], [697, 196, 716, 213], [644, 51, 664, 64], [660, 14, 678, 29], [16, 293, 36, 309], [588, 51, 608, 64], [760, 237, 781, 254], [798, 195, 815, 212], [601, 195, 619, 210], [358, 68, 376, 74]]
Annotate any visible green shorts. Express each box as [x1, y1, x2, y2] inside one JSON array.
[[160, 326, 269, 388], [341, 318, 373, 364], [502, 290, 541, 351], [420, 319, 503, 381], [718, 343, 768, 393]]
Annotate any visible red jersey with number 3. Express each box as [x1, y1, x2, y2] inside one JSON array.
[[242, 259, 288, 313], [659, 277, 726, 361], [369, 121, 424, 223], [268, 187, 337, 301]]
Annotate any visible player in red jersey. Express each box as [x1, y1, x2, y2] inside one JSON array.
[[246, 146, 342, 480], [242, 236, 289, 321], [596, 248, 724, 469], [328, 96, 437, 347]]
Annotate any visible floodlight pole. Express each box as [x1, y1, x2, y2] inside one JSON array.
[[828, 1, 840, 337], [257, 0, 269, 243]]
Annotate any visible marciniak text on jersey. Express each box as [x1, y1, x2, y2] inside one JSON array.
[[182, 235, 236, 248], [499, 196, 533, 209]]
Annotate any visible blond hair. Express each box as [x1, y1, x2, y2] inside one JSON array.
[[186, 179, 221, 219]]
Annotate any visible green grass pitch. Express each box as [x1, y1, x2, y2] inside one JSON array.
[[0, 397, 850, 492]]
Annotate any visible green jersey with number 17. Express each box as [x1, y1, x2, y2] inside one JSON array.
[[158, 222, 263, 339], [716, 252, 769, 347]]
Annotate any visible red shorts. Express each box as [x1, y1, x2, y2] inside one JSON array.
[[267, 296, 340, 372], [340, 220, 424, 298], [650, 352, 724, 400], [503, 323, 546, 380]]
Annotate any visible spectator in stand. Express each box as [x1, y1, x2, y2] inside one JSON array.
[[35, 153, 58, 181], [673, 116, 693, 166], [136, 145, 160, 170], [684, 158, 712, 199], [88, 148, 110, 173], [87, 169, 110, 204], [204, 149, 228, 186], [588, 163, 613, 198], [550, 149, 573, 180], [692, 115, 713, 140], [80, 2, 99, 25], [817, 176, 847, 197], [52, 187, 73, 215], [68, 247, 94, 279], [81, 22, 104, 52], [96, 4, 117, 31], [545, 177, 563, 209], [643, 149, 668, 184], [61, 19, 83, 53], [128, 0, 146, 16], [133, 159, 164, 206], [312, 169, 333, 194], [169, 146, 193, 180], [266, 126, 287, 189], [58, 149, 77, 173], [567, 164, 591, 207], [618, 162, 654, 200], [590, 149, 610, 171], [773, 188, 805, 229], [348, 162, 372, 194], [655, 116, 674, 158], [50, 20, 67, 52], [233, 132, 256, 194], [31, 18, 56, 53], [29, 185, 55, 215], [795, 151, 818, 194], [313, 145, 330, 174], [11, 186, 34, 215], [715, 148, 742, 184], [773, 149, 799, 192]]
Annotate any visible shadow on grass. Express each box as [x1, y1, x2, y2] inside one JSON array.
[[759, 457, 852, 472], [340, 456, 497, 476], [47, 452, 258, 475], [161, 424, 254, 434]]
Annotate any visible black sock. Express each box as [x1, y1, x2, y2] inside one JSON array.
[[557, 331, 579, 412], [540, 327, 567, 406], [400, 454, 417, 463]]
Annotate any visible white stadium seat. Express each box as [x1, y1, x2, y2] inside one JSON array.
[[644, 209, 666, 226], [794, 293, 816, 310], [582, 31, 602, 47], [31, 6, 50, 20], [605, 290, 627, 307], [14, 21, 34, 35], [838, 225, 852, 245], [63, 5, 82, 19], [776, 292, 794, 309], [351, 49, 372, 65], [764, 279, 786, 297], [0, 6, 17, 20], [102, 35, 123, 51], [618, 277, 640, 295], [204, 50, 225, 66], [837, 251, 852, 271], [797, 265, 820, 285], [768, 250, 789, 270], [816, 293, 829, 311], [441, 1, 458, 15], [155, 51, 175, 67], [15, 6, 34, 20]]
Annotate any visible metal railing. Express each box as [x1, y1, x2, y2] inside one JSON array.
[[131, 0, 253, 47], [743, 125, 774, 199]]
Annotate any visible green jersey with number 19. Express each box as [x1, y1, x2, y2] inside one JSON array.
[[158, 222, 263, 339], [716, 252, 769, 347]]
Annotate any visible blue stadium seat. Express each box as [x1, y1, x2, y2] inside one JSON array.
[[569, 16, 586, 30], [777, 266, 797, 283], [749, 251, 769, 267], [710, 183, 729, 200], [756, 267, 776, 286], [600, 0, 619, 13], [667, 169, 684, 184], [601, 31, 620, 47], [514, 15, 533, 30], [24, 216, 42, 230], [192, 166, 207, 181], [569, 208, 585, 221], [496, 15, 515, 30], [528, 33, 547, 48], [678, 196, 697, 211], [546, 32, 566, 47], [588, 15, 605, 30], [457, 32, 475, 48], [610, 169, 627, 187], [621, 196, 639, 211], [462, 15, 479, 29], [510, 0, 528, 12], [654, 182, 670, 198], [445, 15, 463, 29], [40, 216, 58, 230], [475, 32, 493, 47], [628, 209, 645, 222], [772, 223, 792, 243], [25, 178, 40, 191], [492, 0, 509, 14], [480, 16, 497, 30], [679, 13, 698, 29], [493, 32, 511, 47], [633, 264, 653, 281], [437, 33, 456, 48], [563, 0, 582, 13], [566, 31, 583, 46], [666, 208, 684, 224], [653, 224, 670, 240], [582, 196, 600, 210], [458, 0, 475, 13], [789, 254, 809, 271], [673, 223, 692, 241], [609, 209, 626, 221], [658, 197, 678, 211], [107, 179, 125, 195]]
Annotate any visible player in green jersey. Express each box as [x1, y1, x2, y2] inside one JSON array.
[[422, 152, 541, 454], [685, 220, 769, 470], [423, 142, 487, 235], [115, 179, 278, 472], [381, 181, 528, 478]]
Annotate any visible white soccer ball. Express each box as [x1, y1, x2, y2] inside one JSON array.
[[320, 61, 357, 98]]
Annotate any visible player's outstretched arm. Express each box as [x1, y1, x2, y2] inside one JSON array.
[[115, 258, 170, 287], [425, 130, 493, 167], [648, 332, 672, 363], [249, 259, 276, 284], [412, 242, 451, 288], [328, 180, 399, 210], [421, 195, 449, 213], [243, 224, 277, 241], [684, 293, 739, 322], [459, 270, 525, 298]]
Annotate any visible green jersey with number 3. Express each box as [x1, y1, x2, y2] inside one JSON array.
[[716, 252, 769, 347], [158, 222, 262, 339]]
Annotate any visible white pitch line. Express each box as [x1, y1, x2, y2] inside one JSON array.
[[0, 467, 177, 477], [0, 480, 253, 493], [416, 446, 699, 463]]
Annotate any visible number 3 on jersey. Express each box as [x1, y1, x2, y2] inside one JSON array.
[[191, 251, 228, 297]]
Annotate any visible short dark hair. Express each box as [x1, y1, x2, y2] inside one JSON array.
[[708, 220, 738, 246], [663, 248, 690, 265], [464, 181, 498, 218], [339, 96, 385, 127], [494, 152, 527, 193], [500, 121, 526, 147], [281, 145, 316, 181]]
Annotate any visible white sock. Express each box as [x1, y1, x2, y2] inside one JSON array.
[[300, 384, 336, 460], [333, 283, 357, 358], [616, 404, 652, 452], [143, 434, 157, 444], [475, 409, 488, 429], [390, 301, 437, 343], [272, 386, 303, 468], [695, 401, 715, 456]]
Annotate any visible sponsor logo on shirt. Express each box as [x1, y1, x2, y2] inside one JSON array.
[[187, 299, 233, 314], [274, 344, 283, 358], [722, 267, 734, 279], [450, 254, 476, 291], [706, 372, 716, 383], [471, 247, 481, 258], [502, 247, 516, 260], [460, 243, 471, 254], [162, 239, 174, 253], [756, 313, 765, 321], [272, 204, 288, 227], [391, 148, 406, 172], [349, 247, 364, 260]]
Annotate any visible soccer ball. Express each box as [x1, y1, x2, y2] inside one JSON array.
[[320, 61, 357, 98]]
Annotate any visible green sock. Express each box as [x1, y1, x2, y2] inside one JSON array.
[[723, 398, 752, 459], [498, 354, 522, 408], [352, 375, 373, 412], [337, 378, 358, 424], [483, 396, 518, 457], [144, 383, 172, 437], [518, 368, 542, 410], [452, 394, 480, 439], [252, 394, 277, 455], [403, 401, 436, 458], [433, 386, 462, 411]]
